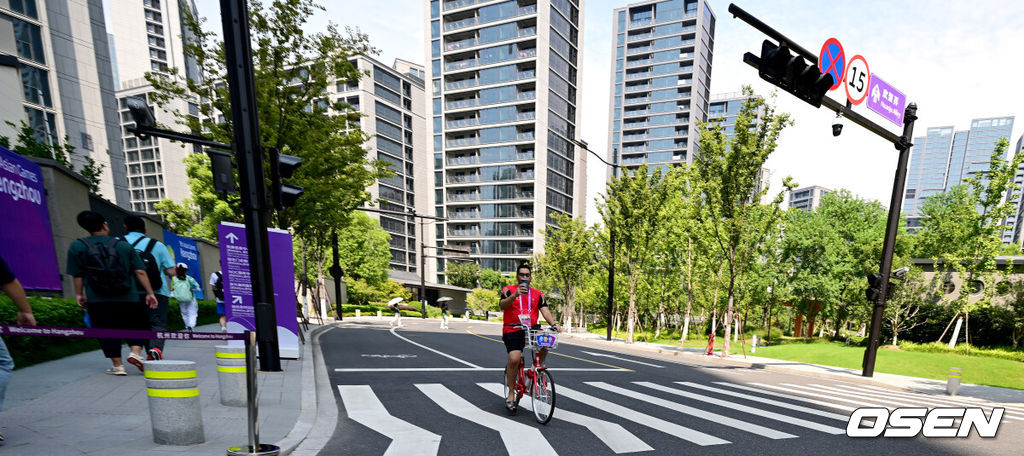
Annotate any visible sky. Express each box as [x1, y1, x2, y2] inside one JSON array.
[[181, 0, 1024, 225]]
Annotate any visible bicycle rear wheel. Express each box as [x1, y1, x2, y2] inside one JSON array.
[[531, 369, 555, 424]]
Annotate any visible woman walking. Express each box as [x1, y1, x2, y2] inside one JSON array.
[[172, 263, 201, 331]]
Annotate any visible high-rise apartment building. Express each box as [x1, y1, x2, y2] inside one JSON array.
[[341, 56, 431, 274], [107, 0, 202, 213], [426, 0, 587, 278], [1007, 135, 1024, 246], [903, 116, 1015, 233], [607, 0, 715, 172], [708, 91, 771, 202], [1, 0, 129, 206], [789, 185, 829, 211]]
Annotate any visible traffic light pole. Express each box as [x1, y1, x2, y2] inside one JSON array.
[[729, 3, 917, 377], [220, 0, 280, 372]]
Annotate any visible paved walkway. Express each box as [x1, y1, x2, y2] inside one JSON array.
[[562, 329, 1024, 405], [0, 322, 321, 455]]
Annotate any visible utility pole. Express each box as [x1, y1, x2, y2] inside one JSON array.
[[219, 0, 279, 371], [572, 140, 620, 341], [330, 230, 343, 321]]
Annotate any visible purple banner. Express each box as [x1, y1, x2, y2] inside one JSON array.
[[866, 74, 907, 126], [0, 146, 61, 290], [0, 324, 246, 340], [218, 223, 300, 357]]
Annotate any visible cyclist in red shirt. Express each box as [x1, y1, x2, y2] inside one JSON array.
[[499, 263, 560, 411]]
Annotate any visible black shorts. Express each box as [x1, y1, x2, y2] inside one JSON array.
[[502, 325, 541, 353]]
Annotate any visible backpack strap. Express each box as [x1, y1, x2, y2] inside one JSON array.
[[143, 238, 158, 256], [131, 236, 145, 249]]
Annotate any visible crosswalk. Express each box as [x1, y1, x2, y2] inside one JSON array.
[[336, 379, 1021, 454]]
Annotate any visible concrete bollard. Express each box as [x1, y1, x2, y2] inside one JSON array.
[[216, 345, 247, 407], [946, 367, 963, 396], [356, 309, 361, 318], [145, 360, 204, 445], [377, 310, 382, 318], [752, 334, 757, 353]]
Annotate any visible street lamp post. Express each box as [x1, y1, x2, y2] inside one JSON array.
[[572, 139, 620, 342]]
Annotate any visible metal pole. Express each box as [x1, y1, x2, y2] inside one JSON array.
[[245, 331, 258, 448], [605, 148, 620, 341], [420, 216, 427, 318], [862, 103, 918, 377], [331, 230, 342, 321], [219, 0, 280, 371]]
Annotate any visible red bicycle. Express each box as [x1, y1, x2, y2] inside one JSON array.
[[503, 325, 558, 424]]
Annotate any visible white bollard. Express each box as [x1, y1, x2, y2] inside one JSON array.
[[946, 367, 963, 395], [145, 360, 204, 445], [734, 319, 739, 342], [356, 309, 361, 318], [377, 310, 382, 319], [752, 334, 757, 353], [215, 345, 246, 407]]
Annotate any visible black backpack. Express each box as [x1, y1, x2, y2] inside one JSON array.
[[131, 236, 163, 292], [78, 237, 133, 297], [213, 271, 224, 301]]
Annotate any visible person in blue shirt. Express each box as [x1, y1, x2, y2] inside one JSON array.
[[123, 216, 176, 360]]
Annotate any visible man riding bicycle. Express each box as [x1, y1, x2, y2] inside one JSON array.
[[499, 263, 561, 411]]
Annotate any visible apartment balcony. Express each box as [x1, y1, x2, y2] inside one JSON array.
[[448, 229, 482, 237], [446, 37, 478, 51], [518, 27, 537, 38], [450, 211, 481, 219], [621, 156, 647, 165], [517, 48, 537, 59], [448, 193, 480, 201], [446, 155, 480, 166], [447, 137, 480, 148], [629, 18, 653, 27], [623, 109, 650, 117], [443, 0, 480, 11], [628, 32, 653, 42], [518, 91, 536, 100], [444, 17, 478, 31], [624, 96, 651, 105], [626, 71, 653, 80], [446, 58, 479, 71], [446, 118, 480, 129], [445, 98, 479, 109], [627, 58, 653, 67], [445, 69, 535, 92], [627, 45, 653, 55], [517, 111, 536, 121], [625, 84, 652, 92], [517, 69, 536, 80], [515, 132, 535, 141], [448, 174, 481, 184]]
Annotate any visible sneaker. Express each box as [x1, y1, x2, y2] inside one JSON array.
[[148, 347, 163, 361], [105, 365, 127, 376], [221, 326, 228, 333], [126, 353, 145, 373]]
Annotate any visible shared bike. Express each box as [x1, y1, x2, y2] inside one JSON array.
[[503, 324, 558, 424]]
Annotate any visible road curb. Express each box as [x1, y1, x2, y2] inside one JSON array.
[[276, 324, 338, 455]]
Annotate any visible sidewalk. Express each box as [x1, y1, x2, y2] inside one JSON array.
[[0, 322, 324, 455], [563, 329, 1024, 406]]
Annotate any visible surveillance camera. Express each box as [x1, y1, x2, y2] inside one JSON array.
[[832, 120, 844, 137]]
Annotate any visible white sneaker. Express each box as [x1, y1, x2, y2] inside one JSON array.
[[221, 326, 228, 333], [105, 365, 127, 376]]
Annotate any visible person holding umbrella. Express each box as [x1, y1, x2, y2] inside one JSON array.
[[387, 297, 404, 328]]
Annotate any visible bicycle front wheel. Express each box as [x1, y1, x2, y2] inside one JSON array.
[[531, 369, 555, 424]]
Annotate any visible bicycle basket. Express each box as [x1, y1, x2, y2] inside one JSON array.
[[527, 328, 558, 349]]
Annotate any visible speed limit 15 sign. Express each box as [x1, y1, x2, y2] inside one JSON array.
[[844, 55, 871, 105]]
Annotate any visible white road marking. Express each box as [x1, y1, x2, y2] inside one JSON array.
[[334, 367, 627, 372], [415, 384, 556, 456], [748, 382, 889, 409], [585, 382, 796, 440], [337, 385, 441, 456], [805, 383, 1024, 422], [832, 383, 1024, 419], [477, 383, 654, 454], [580, 351, 665, 368], [557, 385, 730, 446], [713, 382, 858, 412], [636, 382, 845, 434], [390, 327, 481, 368], [782, 383, 927, 408], [678, 382, 848, 421]]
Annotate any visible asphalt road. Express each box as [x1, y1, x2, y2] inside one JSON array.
[[318, 317, 1023, 455]]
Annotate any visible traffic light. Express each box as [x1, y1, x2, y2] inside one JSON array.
[[752, 40, 834, 108], [268, 147, 303, 209]]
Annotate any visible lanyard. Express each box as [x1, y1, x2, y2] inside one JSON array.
[[518, 287, 531, 315]]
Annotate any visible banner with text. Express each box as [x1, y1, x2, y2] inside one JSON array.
[[0, 146, 60, 290], [162, 229, 204, 300], [217, 222, 299, 358]]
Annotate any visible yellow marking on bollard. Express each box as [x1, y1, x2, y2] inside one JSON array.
[[217, 366, 247, 373], [216, 352, 246, 359], [144, 370, 197, 379], [147, 388, 200, 398]]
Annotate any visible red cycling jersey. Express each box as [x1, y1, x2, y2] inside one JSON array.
[[500, 284, 547, 334]]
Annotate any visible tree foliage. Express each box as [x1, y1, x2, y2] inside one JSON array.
[[446, 261, 481, 289], [1, 121, 104, 195]]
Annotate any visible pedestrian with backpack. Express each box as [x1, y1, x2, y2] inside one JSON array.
[[66, 211, 158, 376], [210, 270, 227, 332], [172, 264, 200, 331], [123, 215, 175, 360]]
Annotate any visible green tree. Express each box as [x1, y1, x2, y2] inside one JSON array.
[[335, 211, 391, 286], [916, 138, 1022, 350], [466, 288, 499, 315], [693, 87, 794, 356], [1, 121, 104, 195], [598, 164, 681, 343], [480, 268, 513, 291], [446, 261, 481, 289], [540, 213, 595, 329], [884, 266, 937, 345], [146, 0, 388, 249]]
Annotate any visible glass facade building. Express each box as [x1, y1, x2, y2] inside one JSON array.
[[427, 0, 587, 278], [607, 0, 715, 173], [903, 117, 1015, 238]]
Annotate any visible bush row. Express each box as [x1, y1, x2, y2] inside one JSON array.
[[1, 295, 220, 369]]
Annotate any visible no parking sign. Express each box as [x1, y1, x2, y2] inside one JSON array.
[[818, 38, 845, 91]]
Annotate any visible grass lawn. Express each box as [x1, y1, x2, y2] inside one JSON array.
[[585, 327, 1024, 390]]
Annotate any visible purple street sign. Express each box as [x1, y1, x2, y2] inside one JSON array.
[[866, 74, 907, 126], [218, 222, 300, 357], [0, 146, 61, 290]]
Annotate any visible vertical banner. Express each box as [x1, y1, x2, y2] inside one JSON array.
[[162, 230, 204, 299], [218, 222, 300, 358], [0, 146, 61, 290]]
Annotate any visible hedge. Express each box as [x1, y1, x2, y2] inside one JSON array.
[[0, 295, 220, 369]]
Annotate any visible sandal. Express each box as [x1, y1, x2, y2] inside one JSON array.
[[505, 400, 517, 413]]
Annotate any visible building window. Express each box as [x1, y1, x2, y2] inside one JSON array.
[[81, 132, 93, 151], [144, 10, 162, 22], [148, 35, 165, 47], [9, 0, 39, 18], [144, 0, 161, 8], [20, 64, 52, 107], [5, 16, 45, 64], [24, 107, 56, 144], [146, 23, 164, 35]]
